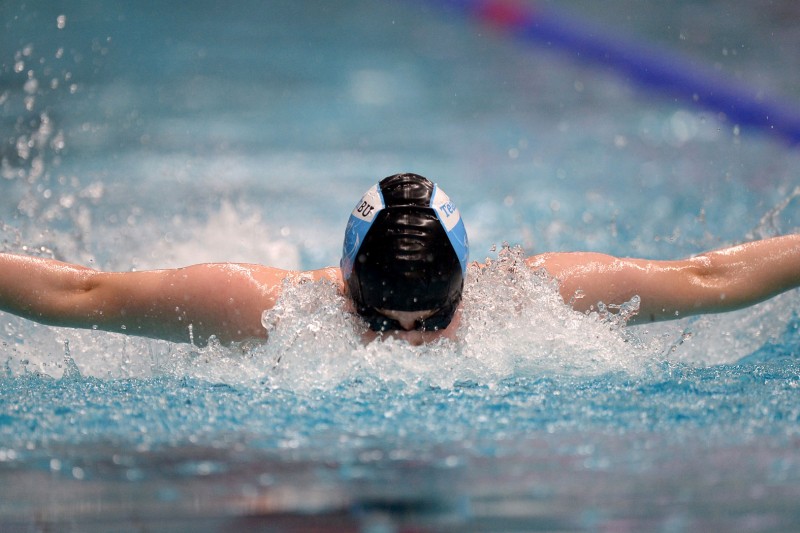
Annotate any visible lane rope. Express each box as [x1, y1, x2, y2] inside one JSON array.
[[428, 0, 800, 144]]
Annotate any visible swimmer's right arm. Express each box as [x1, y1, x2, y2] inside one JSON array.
[[0, 254, 339, 345]]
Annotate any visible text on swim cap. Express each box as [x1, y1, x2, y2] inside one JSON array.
[[430, 186, 460, 232], [438, 201, 457, 218], [357, 200, 376, 218], [350, 183, 384, 223], [429, 184, 468, 274]]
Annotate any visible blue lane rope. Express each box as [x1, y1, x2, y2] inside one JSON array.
[[426, 0, 800, 145]]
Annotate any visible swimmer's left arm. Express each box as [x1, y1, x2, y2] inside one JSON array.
[[529, 234, 800, 323]]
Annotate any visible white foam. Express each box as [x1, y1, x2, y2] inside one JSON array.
[[140, 200, 301, 270]]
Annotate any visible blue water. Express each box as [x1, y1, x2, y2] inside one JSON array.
[[2, 1, 800, 531]]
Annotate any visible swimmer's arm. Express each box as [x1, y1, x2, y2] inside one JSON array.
[[0, 254, 336, 345], [528, 234, 800, 324]]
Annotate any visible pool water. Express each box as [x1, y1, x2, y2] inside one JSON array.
[[2, 1, 800, 531]]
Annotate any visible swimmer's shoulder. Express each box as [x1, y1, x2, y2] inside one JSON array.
[[303, 266, 344, 287], [524, 251, 613, 280], [471, 251, 586, 278], [524, 252, 579, 276], [227, 264, 344, 293], [219, 263, 343, 286]]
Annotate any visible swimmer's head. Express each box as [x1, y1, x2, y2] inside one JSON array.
[[341, 173, 469, 332]]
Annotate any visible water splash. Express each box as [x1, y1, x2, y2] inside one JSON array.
[[747, 185, 800, 240], [138, 200, 301, 270], [203, 245, 658, 393], [459, 245, 652, 379], [60, 340, 82, 380]]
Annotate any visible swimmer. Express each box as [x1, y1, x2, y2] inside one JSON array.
[[0, 173, 798, 346]]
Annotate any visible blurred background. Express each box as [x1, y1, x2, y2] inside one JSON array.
[[2, 1, 800, 531]]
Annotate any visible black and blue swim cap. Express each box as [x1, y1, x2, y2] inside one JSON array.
[[341, 173, 469, 330]]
